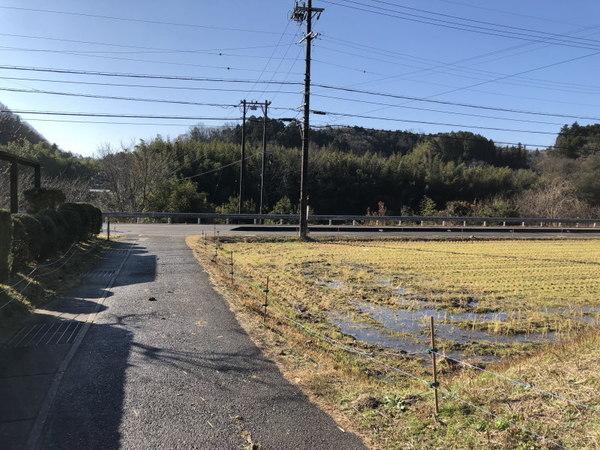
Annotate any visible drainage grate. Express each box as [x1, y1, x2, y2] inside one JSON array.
[[84, 269, 116, 280], [4, 320, 84, 349], [107, 248, 129, 255]]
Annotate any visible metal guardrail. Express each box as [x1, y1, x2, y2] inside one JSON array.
[[103, 211, 600, 228]]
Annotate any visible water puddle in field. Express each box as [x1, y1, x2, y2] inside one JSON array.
[[330, 299, 600, 362], [356, 303, 552, 344], [318, 279, 345, 290]]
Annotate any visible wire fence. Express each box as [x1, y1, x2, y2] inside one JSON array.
[[197, 232, 598, 447], [0, 240, 105, 312]]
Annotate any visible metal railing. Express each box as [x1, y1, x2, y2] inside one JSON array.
[[103, 211, 600, 228]]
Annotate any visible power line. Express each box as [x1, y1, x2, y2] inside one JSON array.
[[430, 0, 583, 27], [312, 93, 565, 126], [0, 31, 287, 54], [312, 124, 557, 148], [0, 5, 291, 36], [244, 19, 294, 97], [314, 110, 558, 135], [363, 0, 600, 47], [323, 0, 600, 52], [320, 34, 600, 94], [0, 45, 304, 75], [0, 86, 298, 111], [312, 83, 600, 122], [19, 118, 230, 127], [2, 109, 242, 121], [0, 75, 301, 96], [0, 65, 304, 85], [184, 156, 253, 180]]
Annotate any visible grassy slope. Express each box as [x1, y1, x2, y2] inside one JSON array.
[[188, 236, 600, 449], [0, 237, 112, 335]]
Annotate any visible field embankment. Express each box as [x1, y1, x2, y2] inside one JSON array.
[[188, 236, 600, 449]]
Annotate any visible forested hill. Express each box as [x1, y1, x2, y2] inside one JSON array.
[[1, 115, 598, 219], [189, 119, 531, 168], [0, 103, 47, 145]]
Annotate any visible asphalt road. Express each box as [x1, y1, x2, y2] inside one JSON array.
[[9, 232, 365, 449]]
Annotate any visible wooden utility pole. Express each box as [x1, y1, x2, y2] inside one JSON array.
[[292, 0, 323, 240], [259, 100, 271, 215], [238, 99, 248, 214]]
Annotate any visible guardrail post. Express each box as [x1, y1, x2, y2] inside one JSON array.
[[522, 221, 525, 227], [197, 218, 201, 225], [328, 219, 332, 226], [168, 217, 172, 225], [503, 221, 506, 227], [398, 220, 402, 226], [352, 220, 357, 226], [253, 218, 257, 225], [483, 220, 487, 227], [420, 220, 424, 227], [442, 220, 445, 227], [279, 219, 283, 225], [594, 223, 597, 228], [462, 220, 466, 227]]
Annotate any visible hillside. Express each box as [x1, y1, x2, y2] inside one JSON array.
[[0, 103, 47, 146]]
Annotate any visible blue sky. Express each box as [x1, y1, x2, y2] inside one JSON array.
[[1, 0, 599, 156]]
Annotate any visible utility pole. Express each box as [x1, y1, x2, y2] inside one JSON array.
[[238, 99, 247, 214], [259, 100, 271, 215], [292, 0, 323, 240]]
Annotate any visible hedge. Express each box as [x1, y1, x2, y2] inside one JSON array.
[[8, 203, 103, 271], [11, 214, 44, 270], [0, 210, 11, 282], [23, 188, 66, 213]]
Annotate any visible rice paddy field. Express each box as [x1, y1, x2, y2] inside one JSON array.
[[189, 237, 600, 449]]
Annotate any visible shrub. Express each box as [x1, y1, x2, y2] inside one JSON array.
[[270, 196, 295, 214], [0, 210, 11, 282], [23, 188, 66, 213], [59, 203, 102, 237], [35, 212, 60, 258], [86, 204, 103, 234], [11, 214, 44, 269], [39, 210, 71, 250]]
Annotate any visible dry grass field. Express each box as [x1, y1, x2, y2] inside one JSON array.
[[189, 237, 600, 449]]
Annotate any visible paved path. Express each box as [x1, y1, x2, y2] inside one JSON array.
[[1, 233, 365, 449]]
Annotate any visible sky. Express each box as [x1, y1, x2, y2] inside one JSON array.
[[1, 0, 600, 156]]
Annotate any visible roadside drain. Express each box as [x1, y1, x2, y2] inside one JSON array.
[[4, 320, 84, 348], [84, 269, 116, 280]]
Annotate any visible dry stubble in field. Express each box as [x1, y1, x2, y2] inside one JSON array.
[[189, 237, 600, 449]]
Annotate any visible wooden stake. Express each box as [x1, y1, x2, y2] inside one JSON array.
[[430, 316, 440, 416], [263, 276, 269, 322]]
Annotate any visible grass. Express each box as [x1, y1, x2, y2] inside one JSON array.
[[0, 237, 113, 336], [188, 236, 600, 449]]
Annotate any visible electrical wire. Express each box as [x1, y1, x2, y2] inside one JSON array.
[[0, 86, 299, 111], [0, 45, 304, 75], [1, 109, 241, 121], [0, 65, 304, 85], [312, 83, 600, 122], [0, 5, 291, 36], [0, 75, 301, 96], [322, 0, 600, 52]]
